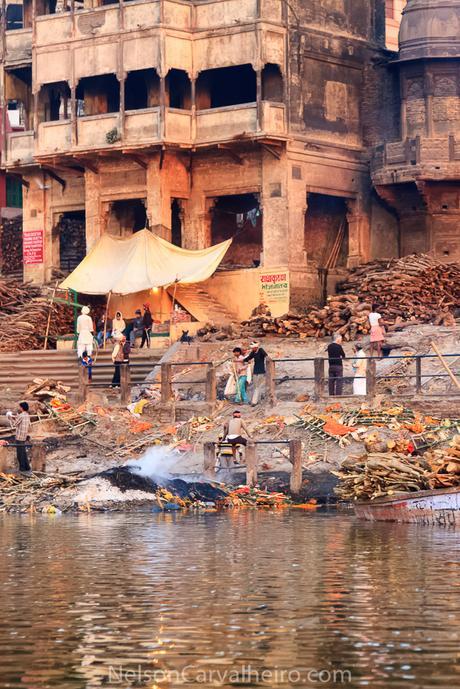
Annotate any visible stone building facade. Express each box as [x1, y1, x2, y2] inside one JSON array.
[[373, 0, 460, 263], [0, 0, 458, 317]]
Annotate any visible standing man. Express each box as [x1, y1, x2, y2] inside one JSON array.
[[232, 347, 250, 404], [223, 410, 251, 463], [140, 303, 153, 349], [76, 306, 94, 358], [327, 334, 346, 396], [244, 341, 268, 406], [5, 402, 31, 472], [111, 335, 129, 387]]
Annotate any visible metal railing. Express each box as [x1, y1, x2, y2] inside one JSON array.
[[77, 353, 460, 406]]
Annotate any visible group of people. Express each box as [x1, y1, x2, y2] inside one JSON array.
[[95, 304, 153, 348], [225, 342, 268, 406], [76, 303, 154, 388], [327, 304, 385, 396]]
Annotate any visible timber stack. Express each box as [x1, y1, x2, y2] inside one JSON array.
[[234, 254, 459, 341], [334, 435, 460, 501], [0, 217, 23, 276], [0, 277, 73, 351]]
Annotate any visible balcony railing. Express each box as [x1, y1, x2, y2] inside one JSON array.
[[372, 135, 460, 174], [5, 102, 286, 164], [4, 28, 32, 65], [5, 131, 34, 166]]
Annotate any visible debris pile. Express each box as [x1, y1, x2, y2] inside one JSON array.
[[223, 485, 292, 508], [0, 278, 73, 351], [425, 436, 460, 489]]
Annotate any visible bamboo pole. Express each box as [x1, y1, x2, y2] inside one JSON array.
[[430, 341, 460, 390], [103, 291, 111, 350], [43, 280, 59, 350]]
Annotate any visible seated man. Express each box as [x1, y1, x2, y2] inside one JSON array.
[[129, 309, 144, 347], [222, 410, 251, 464]]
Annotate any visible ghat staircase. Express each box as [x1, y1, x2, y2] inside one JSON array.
[[168, 284, 238, 326], [0, 347, 166, 390]]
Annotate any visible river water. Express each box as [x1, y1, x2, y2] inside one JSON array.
[[0, 510, 459, 689]]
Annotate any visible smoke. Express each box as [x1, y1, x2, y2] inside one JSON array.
[[126, 446, 180, 480]]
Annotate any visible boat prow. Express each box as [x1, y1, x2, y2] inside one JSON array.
[[354, 487, 460, 526]]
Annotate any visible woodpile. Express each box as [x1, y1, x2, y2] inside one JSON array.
[[0, 217, 23, 276], [334, 436, 460, 500], [425, 436, 460, 489], [333, 453, 429, 500], [238, 254, 459, 341], [0, 277, 73, 351]]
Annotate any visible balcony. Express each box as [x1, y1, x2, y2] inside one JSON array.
[[33, 0, 285, 87], [6, 102, 286, 167], [5, 131, 34, 167], [4, 28, 32, 66], [372, 135, 460, 183]]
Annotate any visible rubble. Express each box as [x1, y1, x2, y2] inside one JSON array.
[[0, 217, 23, 275]]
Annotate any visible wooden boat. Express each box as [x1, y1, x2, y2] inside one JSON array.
[[354, 487, 460, 526]]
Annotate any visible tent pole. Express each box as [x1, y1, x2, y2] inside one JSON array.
[[103, 292, 111, 350], [171, 281, 178, 320], [159, 287, 163, 323]]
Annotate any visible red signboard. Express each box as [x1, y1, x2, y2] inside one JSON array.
[[23, 230, 44, 264]]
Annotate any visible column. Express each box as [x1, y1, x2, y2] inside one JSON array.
[[346, 196, 371, 268], [256, 68, 262, 132], [119, 72, 126, 141]]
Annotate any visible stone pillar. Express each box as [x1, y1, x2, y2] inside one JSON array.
[[346, 196, 371, 268], [146, 154, 172, 239], [85, 169, 103, 249], [260, 147, 289, 267], [183, 191, 212, 250]]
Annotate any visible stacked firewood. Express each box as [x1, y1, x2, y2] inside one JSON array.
[[337, 254, 459, 325], [333, 453, 429, 501], [0, 277, 73, 351], [334, 437, 460, 500], [0, 217, 23, 275], [238, 254, 459, 341], [425, 436, 460, 489]]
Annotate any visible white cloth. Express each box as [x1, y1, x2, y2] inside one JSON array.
[[368, 312, 381, 327], [77, 342, 93, 358], [251, 373, 265, 405], [60, 229, 232, 295]]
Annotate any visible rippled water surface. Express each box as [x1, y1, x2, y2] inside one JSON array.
[[0, 511, 459, 688]]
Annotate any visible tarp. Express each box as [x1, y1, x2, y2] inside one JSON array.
[[60, 229, 231, 295]]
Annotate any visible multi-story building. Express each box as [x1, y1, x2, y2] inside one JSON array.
[[4, 0, 455, 320], [373, 0, 460, 263]]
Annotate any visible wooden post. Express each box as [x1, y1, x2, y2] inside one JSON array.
[[246, 441, 257, 487], [103, 291, 111, 350], [205, 364, 216, 403], [203, 442, 216, 479], [120, 363, 131, 405], [289, 439, 302, 495], [161, 362, 173, 402], [431, 341, 460, 390], [77, 364, 88, 404], [415, 356, 422, 394], [314, 358, 325, 400], [43, 280, 59, 350], [30, 444, 46, 473], [265, 357, 276, 406], [366, 358, 377, 400]]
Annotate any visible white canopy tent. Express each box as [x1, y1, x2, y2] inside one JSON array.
[[60, 229, 231, 295]]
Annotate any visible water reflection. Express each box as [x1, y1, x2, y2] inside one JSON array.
[[0, 511, 459, 688]]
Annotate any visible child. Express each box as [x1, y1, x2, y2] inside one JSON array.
[[368, 303, 385, 357], [81, 351, 93, 382]]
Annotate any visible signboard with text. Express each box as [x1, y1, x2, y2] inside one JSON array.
[[23, 230, 44, 265], [258, 269, 290, 317]]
